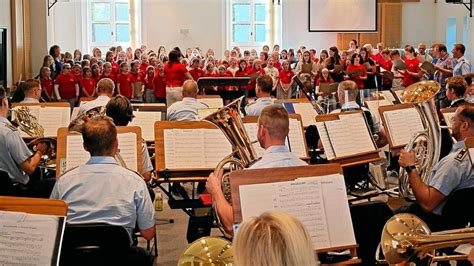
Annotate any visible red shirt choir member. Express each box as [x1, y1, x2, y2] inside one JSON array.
[[116, 62, 134, 99], [54, 63, 80, 107], [154, 63, 166, 103], [100, 62, 116, 83], [163, 50, 193, 106], [277, 60, 294, 99], [80, 66, 96, 97], [130, 60, 144, 100], [401, 45, 422, 87], [189, 57, 204, 81], [39, 67, 54, 101], [345, 54, 367, 90]]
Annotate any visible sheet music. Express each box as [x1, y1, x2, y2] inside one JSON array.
[[316, 122, 336, 160], [129, 111, 161, 141], [468, 148, 474, 166], [38, 107, 70, 137], [393, 90, 404, 102], [65, 134, 90, 172], [239, 174, 355, 250], [197, 108, 219, 120], [198, 98, 224, 109], [383, 108, 424, 147], [163, 128, 232, 169], [455, 243, 474, 255], [117, 133, 138, 172], [325, 113, 376, 158], [293, 103, 318, 127], [0, 211, 65, 266], [381, 91, 397, 103], [288, 119, 307, 158], [365, 99, 393, 121], [71, 107, 80, 120], [65, 133, 138, 173], [243, 123, 265, 157], [443, 111, 456, 129], [203, 129, 233, 167]]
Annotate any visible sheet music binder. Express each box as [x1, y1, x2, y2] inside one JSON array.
[[379, 103, 424, 149]]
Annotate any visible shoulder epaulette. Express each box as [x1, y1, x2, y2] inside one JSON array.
[[455, 148, 468, 162], [5, 123, 18, 131]]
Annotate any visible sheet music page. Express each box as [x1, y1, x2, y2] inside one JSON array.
[[117, 132, 138, 172], [70, 107, 80, 120], [365, 99, 393, 122], [65, 134, 90, 172], [239, 182, 276, 220], [198, 98, 224, 109], [455, 243, 474, 255], [381, 91, 397, 103], [393, 90, 404, 102], [244, 123, 265, 157], [275, 179, 331, 249], [293, 103, 318, 127], [164, 129, 205, 168], [288, 118, 307, 158], [383, 108, 424, 147], [468, 148, 474, 166], [203, 129, 232, 168], [0, 211, 64, 266], [315, 122, 335, 160], [315, 174, 356, 247], [443, 111, 456, 129], [39, 107, 70, 137], [326, 113, 375, 158], [197, 108, 218, 120], [129, 111, 161, 141]]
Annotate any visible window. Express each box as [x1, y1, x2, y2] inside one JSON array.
[[229, 0, 270, 50], [88, 0, 131, 52], [446, 17, 457, 53]]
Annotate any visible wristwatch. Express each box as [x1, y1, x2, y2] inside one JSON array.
[[404, 165, 416, 173]]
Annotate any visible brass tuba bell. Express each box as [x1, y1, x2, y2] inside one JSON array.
[[177, 237, 233, 266], [202, 97, 259, 236], [380, 213, 474, 264], [399, 81, 442, 200]]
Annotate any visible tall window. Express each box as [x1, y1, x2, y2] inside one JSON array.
[[88, 0, 131, 52], [229, 0, 270, 50]]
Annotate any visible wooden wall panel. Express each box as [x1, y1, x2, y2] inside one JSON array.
[[10, 0, 31, 83], [381, 3, 402, 48]]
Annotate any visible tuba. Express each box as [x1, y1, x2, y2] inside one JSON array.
[[11, 106, 56, 165], [379, 213, 474, 264], [398, 81, 442, 200], [178, 237, 233, 265], [203, 97, 259, 235]]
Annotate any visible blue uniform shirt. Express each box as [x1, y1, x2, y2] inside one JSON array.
[[428, 140, 474, 215], [250, 145, 307, 169], [0, 117, 32, 184], [245, 97, 273, 116], [167, 97, 208, 121], [50, 156, 156, 237]]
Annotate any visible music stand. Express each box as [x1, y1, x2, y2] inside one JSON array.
[[197, 77, 251, 102]]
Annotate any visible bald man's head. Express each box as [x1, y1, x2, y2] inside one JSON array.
[[182, 80, 199, 98]]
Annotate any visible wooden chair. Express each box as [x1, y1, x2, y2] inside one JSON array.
[[0, 195, 67, 216]]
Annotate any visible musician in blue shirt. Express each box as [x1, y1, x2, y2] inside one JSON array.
[[206, 104, 306, 234], [244, 75, 274, 116]]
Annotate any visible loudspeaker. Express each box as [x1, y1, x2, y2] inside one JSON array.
[[0, 28, 6, 87]]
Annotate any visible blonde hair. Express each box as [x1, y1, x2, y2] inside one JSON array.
[[258, 104, 289, 140], [234, 211, 317, 266]]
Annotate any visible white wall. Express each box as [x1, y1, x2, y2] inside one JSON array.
[[401, 0, 436, 47], [282, 0, 337, 52], [0, 0, 12, 87], [141, 0, 224, 58]]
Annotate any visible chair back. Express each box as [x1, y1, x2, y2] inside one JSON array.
[[60, 223, 132, 266], [441, 187, 474, 230], [0, 171, 15, 196]]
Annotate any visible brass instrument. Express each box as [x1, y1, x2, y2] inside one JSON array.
[[203, 97, 259, 236], [11, 106, 56, 164], [178, 237, 233, 265], [380, 213, 474, 264], [293, 74, 325, 114], [399, 81, 441, 200]]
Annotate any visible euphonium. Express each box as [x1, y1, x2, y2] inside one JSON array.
[[11, 106, 56, 164], [203, 97, 259, 235], [399, 81, 442, 201], [380, 213, 474, 264]]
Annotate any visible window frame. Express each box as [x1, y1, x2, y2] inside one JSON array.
[[227, 0, 271, 50]]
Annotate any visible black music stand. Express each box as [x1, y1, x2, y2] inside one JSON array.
[[197, 77, 251, 102]]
